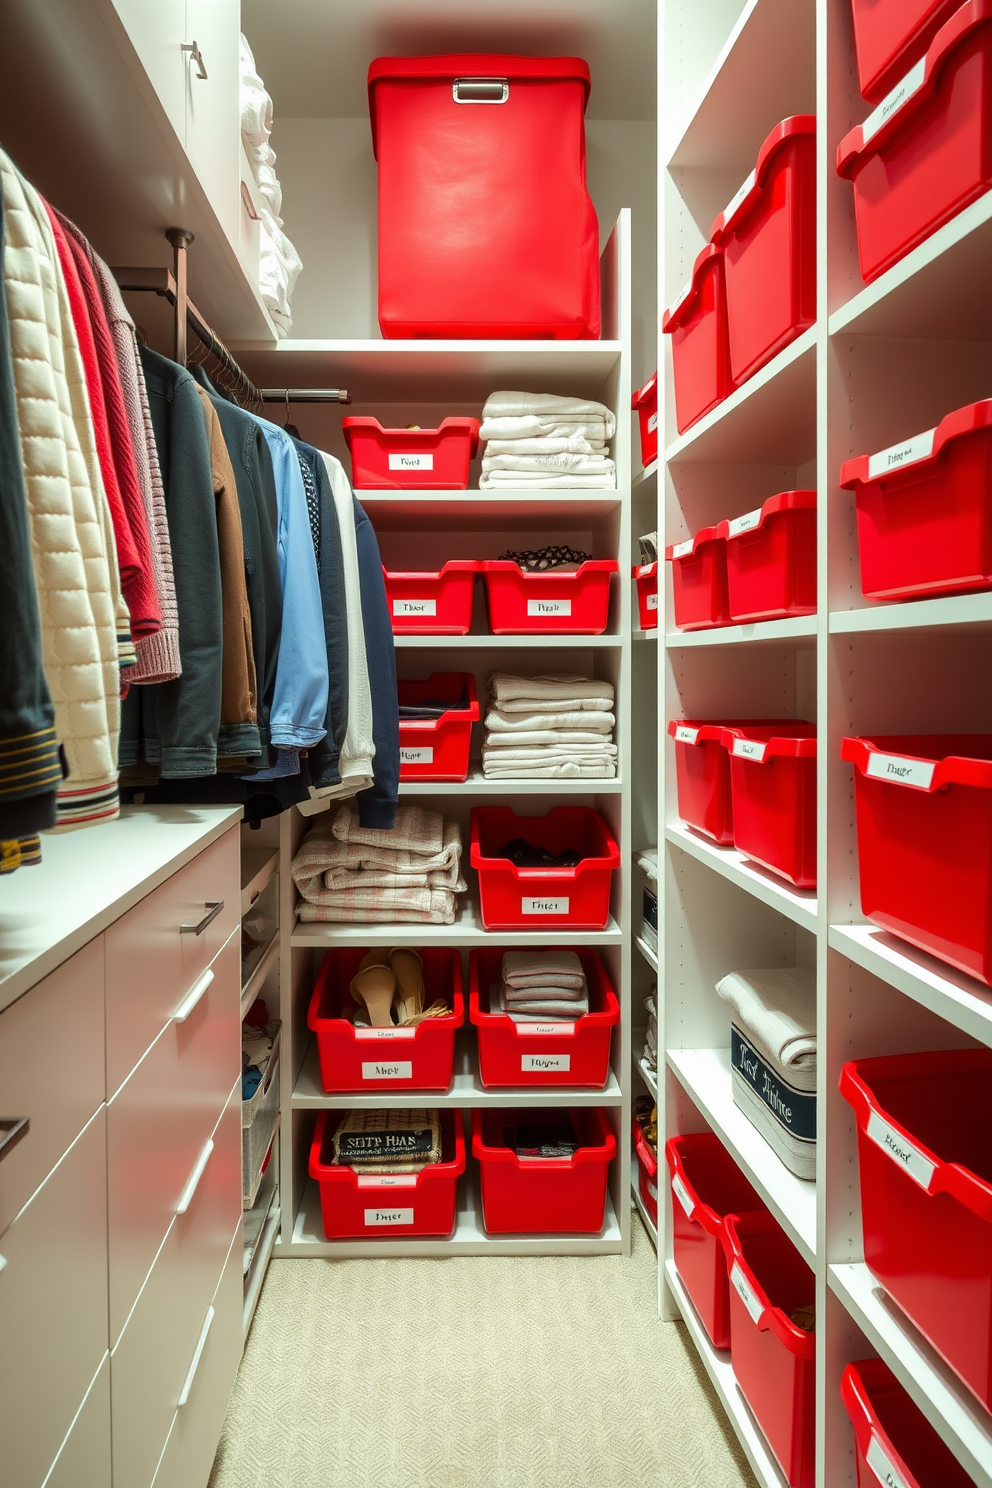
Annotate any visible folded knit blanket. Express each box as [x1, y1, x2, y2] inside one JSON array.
[[716, 967, 816, 1068], [496, 985, 589, 1019], [485, 708, 615, 734], [297, 887, 458, 924], [480, 472, 616, 489], [503, 950, 586, 988], [332, 803, 446, 855], [489, 673, 614, 708]]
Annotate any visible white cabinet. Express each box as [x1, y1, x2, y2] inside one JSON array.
[[110, 0, 187, 142]]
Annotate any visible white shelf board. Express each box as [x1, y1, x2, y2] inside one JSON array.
[[632, 460, 658, 487], [632, 629, 659, 642], [829, 924, 992, 1049], [243, 1201, 280, 1340], [829, 1262, 992, 1488], [240, 934, 280, 1022], [666, 1047, 816, 1265], [631, 1181, 658, 1250], [398, 771, 622, 796], [665, 824, 818, 933], [665, 328, 816, 465], [292, 902, 624, 948], [635, 936, 659, 974], [636, 1056, 659, 1102], [359, 492, 621, 531], [241, 846, 279, 917], [666, 616, 817, 650], [393, 633, 622, 649], [829, 591, 992, 637], [665, 1260, 789, 1488]]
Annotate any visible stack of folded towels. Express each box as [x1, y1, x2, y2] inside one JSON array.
[[239, 34, 303, 336], [291, 805, 466, 924], [642, 990, 658, 1075], [482, 672, 617, 779], [494, 951, 589, 1021], [479, 391, 617, 488]]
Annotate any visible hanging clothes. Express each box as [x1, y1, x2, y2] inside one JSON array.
[[293, 438, 349, 791]]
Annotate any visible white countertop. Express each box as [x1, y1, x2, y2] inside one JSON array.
[[0, 806, 243, 1014]]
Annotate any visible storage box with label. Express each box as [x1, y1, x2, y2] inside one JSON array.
[[480, 558, 618, 635], [662, 242, 734, 434], [841, 1357, 974, 1488], [665, 526, 732, 630], [397, 672, 480, 782], [472, 1106, 616, 1233], [633, 561, 659, 629], [383, 560, 481, 635], [631, 371, 659, 467], [721, 723, 818, 888], [343, 416, 480, 489], [718, 490, 817, 622], [469, 805, 621, 931]]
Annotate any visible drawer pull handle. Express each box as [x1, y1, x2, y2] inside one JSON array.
[[241, 180, 260, 221], [176, 1137, 214, 1215], [0, 1117, 28, 1162], [181, 40, 208, 80], [177, 1305, 214, 1407], [0, 1253, 6, 1275], [173, 967, 214, 1023], [181, 900, 224, 936]]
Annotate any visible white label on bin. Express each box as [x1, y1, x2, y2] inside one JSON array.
[[726, 506, 763, 539], [646, 592, 659, 610], [400, 747, 434, 766], [527, 598, 571, 617], [637, 563, 654, 578], [388, 452, 433, 471], [671, 1171, 695, 1219], [647, 411, 659, 433], [722, 168, 757, 229], [393, 598, 436, 616], [861, 56, 927, 144], [364, 1207, 415, 1225], [669, 279, 693, 316], [732, 737, 768, 762], [867, 427, 935, 480], [361, 1060, 414, 1080], [357, 1173, 417, 1188], [674, 725, 700, 744], [647, 1179, 658, 1200], [671, 539, 694, 559], [517, 1022, 577, 1036], [866, 1109, 936, 1190], [730, 1262, 765, 1324], [522, 896, 570, 915], [522, 1053, 571, 1073], [355, 1026, 416, 1040], [866, 1434, 911, 1488], [865, 751, 935, 790]]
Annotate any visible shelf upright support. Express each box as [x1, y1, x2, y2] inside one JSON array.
[[166, 227, 195, 367]]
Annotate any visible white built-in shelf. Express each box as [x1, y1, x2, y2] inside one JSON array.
[[632, 629, 659, 642], [241, 847, 279, 918], [632, 460, 658, 486], [631, 1181, 658, 1250], [667, 1046, 816, 1265], [635, 936, 659, 974], [636, 1056, 659, 1102], [829, 924, 992, 1049], [240, 934, 280, 1023], [665, 823, 818, 933], [398, 771, 622, 797], [666, 616, 817, 650], [665, 1260, 790, 1488], [359, 492, 622, 531], [393, 633, 622, 649], [829, 591, 992, 637], [243, 1200, 281, 1340], [830, 1263, 992, 1488], [292, 902, 624, 949], [664, 327, 816, 466]]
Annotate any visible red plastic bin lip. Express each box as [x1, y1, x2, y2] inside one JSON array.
[[840, 1360, 919, 1471], [382, 559, 482, 580], [470, 1106, 617, 1167], [664, 1134, 769, 1233], [397, 672, 480, 729], [838, 399, 992, 488], [662, 243, 725, 333], [710, 115, 817, 241], [308, 1107, 467, 1186], [664, 524, 722, 561], [343, 416, 481, 458], [837, 0, 992, 175], [631, 371, 658, 409], [720, 1213, 817, 1358], [717, 489, 816, 542], [633, 1121, 658, 1180], [469, 807, 621, 876], [721, 721, 817, 760], [481, 559, 619, 578], [840, 733, 992, 791], [306, 948, 466, 1035], [668, 717, 788, 745], [633, 560, 658, 579]]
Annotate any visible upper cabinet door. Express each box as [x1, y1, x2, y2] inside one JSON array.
[[110, 0, 188, 145], [184, 0, 241, 246]]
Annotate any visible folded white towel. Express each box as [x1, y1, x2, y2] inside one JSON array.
[[480, 472, 616, 489], [481, 453, 616, 475], [483, 435, 609, 456], [486, 708, 615, 734], [489, 673, 615, 707], [484, 729, 616, 748], [480, 415, 614, 444], [637, 848, 658, 887], [483, 761, 617, 778], [716, 967, 817, 1069], [482, 744, 617, 761], [483, 390, 617, 427]]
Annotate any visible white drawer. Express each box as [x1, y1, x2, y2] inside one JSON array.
[[0, 935, 104, 1236], [107, 935, 240, 1343], [106, 826, 240, 1093], [0, 1111, 109, 1488], [46, 1353, 112, 1488]]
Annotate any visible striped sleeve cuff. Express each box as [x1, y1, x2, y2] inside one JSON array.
[[0, 726, 63, 802]]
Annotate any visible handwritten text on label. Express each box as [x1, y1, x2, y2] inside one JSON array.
[[861, 57, 927, 144], [393, 598, 437, 616], [361, 1061, 414, 1080], [865, 1435, 911, 1488], [732, 738, 767, 762], [388, 452, 433, 470], [364, 1207, 415, 1226], [730, 1262, 765, 1324], [867, 427, 935, 481], [522, 1053, 571, 1072], [726, 507, 763, 539], [522, 897, 570, 915], [866, 1109, 936, 1190], [527, 598, 571, 616], [399, 747, 434, 765], [865, 751, 935, 790]]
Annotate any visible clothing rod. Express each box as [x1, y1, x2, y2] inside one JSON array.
[[260, 389, 352, 404]]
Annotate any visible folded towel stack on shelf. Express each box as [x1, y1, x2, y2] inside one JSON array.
[[642, 991, 657, 1074], [292, 805, 466, 924], [495, 950, 590, 1021], [239, 33, 303, 336], [479, 391, 617, 488], [482, 672, 617, 780]]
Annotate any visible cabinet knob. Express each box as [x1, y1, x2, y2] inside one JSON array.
[[182, 40, 208, 80], [0, 1117, 28, 1162]]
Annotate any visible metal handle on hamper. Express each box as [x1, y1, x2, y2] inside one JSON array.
[[182, 40, 208, 79], [181, 901, 224, 936], [453, 78, 509, 103], [0, 1117, 28, 1162]]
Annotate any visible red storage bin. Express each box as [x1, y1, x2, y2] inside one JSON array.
[[472, 1106, 616, 1233], [470, 806, 621, 932], [309, 1108, 465, 1238], [383, 560, 481, 636], [631, 371, 659, 468], [468, 948, 619, 1089], [840, 1049, 992, 1412], [665, 526, 732, 631], [710, 117, 816, 387], [368, 55, 600, 340], [666, 1133, 766, 1350], [719, 491, 817, 622], [841, 733, 992, 982], [343, 417, 480, 490], [850, 0, 961, 103], [633, 1118, 658, 1226], [721, 1212, 817, 1488], [841, 1358, 975, 1488], [839, 400, 992, 602], [837, 3, 992, 283], [307, 948, 464, 1093], [480, 559, 617, 635], [722, 724, 818, 888], [668, 718, 788, 845], [633, 561, 659, 629], [397, 672, 479, 782], [662, 243, 734, 434]]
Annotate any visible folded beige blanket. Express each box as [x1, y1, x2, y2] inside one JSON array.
[[482, 762, 617, 779], [489, 673, 615, 708], [485, 708, 615, 734], [483, 744, 617, 760], [484, 730, 617, 748], [297, 887, 458, 924], [503, 950, 586, 988], [483, 435, 609, 456], [295, 818, 463, 893], [330, 803, 447, 855], [480, 472, 616, 489]]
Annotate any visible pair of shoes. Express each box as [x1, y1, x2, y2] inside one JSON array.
[[349, 948, 449, 1028]]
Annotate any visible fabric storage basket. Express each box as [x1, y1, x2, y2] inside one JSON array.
[[307, 948, 464, 1093], [850, 0, 961, 103], [719, 491, 817, 622], [722, 724, 818, 888], [839, 1049, 992, 1412], [472, 1106, 616, 1233], [468, 948, 619, 1089], [721, 1212, 817, 1488], [397, 672, 479, 782], [243, 1022, 281, 1209], [716, 968, 817, 1180], [841, 734, 992, 982], [841, 1358, 975, 1488], [633, 1118, 658, 1226], [480, 559, 617, 635], [665, 1133, 766, 1350], [839, 399, 992, 602], [710, 116, 817, 387], [837, 3, 992, 283], [368, 54, 601, 340], [633, 561, 659, 629], [343, 416, 480, 490], [665, 526, 732, 630], [309, 1108, 465, 1239], [631, 371, 659, 468], [469, 805, 621, 932], [662, 243, 734, 434], [383, 560, 481, 635]]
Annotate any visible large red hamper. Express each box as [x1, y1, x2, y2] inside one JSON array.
[[850, 0, 961, 103], [307, 948, 464, 1093], [839, 399, 992, 602], [839, 1049, 992, 1412], [665, 525, 732, 630], [481, 559, 617, 635], [309, 1108, 465, 1238], [633, 561, 659, 629], [721, 1212, 817, 1488], [841, 734, 992, 983], [662, 243, 734, 434], [343, 417, 480, 490], [470, 806, 621, 932], [837, 3, 992, 283], [631, 371, 659, 468], [472, 1106, 616, 1233], [841, 1357, 975, 1488], [469, 948, 619, 1089], [668, 719, 791, 846], [722, 724, 818, 888], [633, 1118, 658, 1226], [397, 672, 479, 782], [719, 491, 817, 622], [666, 1132, 766, 1350], [368, 55, 600, 339], [383, 560, 481, 636], [710, 116, 817, 388]]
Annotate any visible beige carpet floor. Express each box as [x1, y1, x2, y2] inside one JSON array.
[[210, 1216, 757, 1488]]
